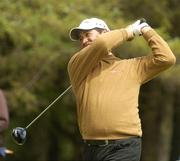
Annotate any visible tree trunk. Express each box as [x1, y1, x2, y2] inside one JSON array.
[[156, 93, 174, 161], [140, 79, 174, 161]]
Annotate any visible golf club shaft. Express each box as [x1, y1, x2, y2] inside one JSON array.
[[25, 85, 72, 129]]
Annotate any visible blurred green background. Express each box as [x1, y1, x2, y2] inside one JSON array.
[[0, 0, 180, 161]]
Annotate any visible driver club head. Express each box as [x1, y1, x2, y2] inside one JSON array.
[[12, 127, 27, 145]]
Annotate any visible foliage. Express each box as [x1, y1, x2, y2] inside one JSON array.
[[0, 0, 179, 161]]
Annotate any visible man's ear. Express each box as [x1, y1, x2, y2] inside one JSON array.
[[102, 29, 108, 33], [96, 28, 108, 34]]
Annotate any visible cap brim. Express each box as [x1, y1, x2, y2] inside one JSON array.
[[69, 26, 96, 41], [69, 28, 82, 41], [69, 26, 110, 41]]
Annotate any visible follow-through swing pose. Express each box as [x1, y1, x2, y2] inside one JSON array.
[[68, 18, 176, 161]]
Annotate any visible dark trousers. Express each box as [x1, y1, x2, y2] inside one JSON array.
[[83, 137, 141, 161]]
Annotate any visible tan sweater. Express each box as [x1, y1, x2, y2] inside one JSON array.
[[68, 29, 176, 140]]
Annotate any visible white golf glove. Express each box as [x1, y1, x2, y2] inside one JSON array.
[[126, 18, 151, 39], [132, 19, 150, 36]]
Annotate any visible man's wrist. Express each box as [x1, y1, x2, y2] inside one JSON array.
[[141, 26, 152, 34], [125, 27, 134, 41]]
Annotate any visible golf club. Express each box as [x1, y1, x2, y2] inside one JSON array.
[[12, 85, 72, 145]]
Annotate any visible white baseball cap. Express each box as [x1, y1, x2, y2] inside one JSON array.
[[69, 18, 110, 41]]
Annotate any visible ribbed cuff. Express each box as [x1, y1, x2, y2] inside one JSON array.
[[124, 28, 134, 40], [143, 29, 157, 41]]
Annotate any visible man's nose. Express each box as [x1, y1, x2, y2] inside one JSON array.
[[82, 37, 88, 44], [81, 37, 89, 47]]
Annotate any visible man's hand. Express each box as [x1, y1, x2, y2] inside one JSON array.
[[131, 18, 150, 36], [0, 147, 13, 158], [126, 18, 151, 40]]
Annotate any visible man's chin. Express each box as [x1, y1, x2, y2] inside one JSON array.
[[83, 43, 92, 48]]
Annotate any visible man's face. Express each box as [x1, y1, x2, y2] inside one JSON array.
[[79, 29, 102, 48]]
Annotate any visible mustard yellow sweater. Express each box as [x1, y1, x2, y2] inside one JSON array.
[[68, 29, 176, 140]]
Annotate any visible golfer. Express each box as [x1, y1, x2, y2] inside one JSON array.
[[68, 18, 176, 161]]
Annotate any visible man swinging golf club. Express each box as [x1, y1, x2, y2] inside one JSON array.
[[68, 17, 176, 161]]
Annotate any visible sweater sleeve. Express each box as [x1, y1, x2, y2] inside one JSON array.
[[0, 90, 9, 133], [68, 29, 129, 90], [136, 29, 176, 84]]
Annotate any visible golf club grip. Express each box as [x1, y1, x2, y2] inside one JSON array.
[[140, 18, 146, 23]]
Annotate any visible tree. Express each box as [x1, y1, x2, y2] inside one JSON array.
[[0, 0, 179, 161]]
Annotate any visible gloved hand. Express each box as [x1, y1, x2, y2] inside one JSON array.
[[126, 18, 151, 40], [131, 18, 150, 36], [0, 147, 6, 157], [0, 147, 13, 157]]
